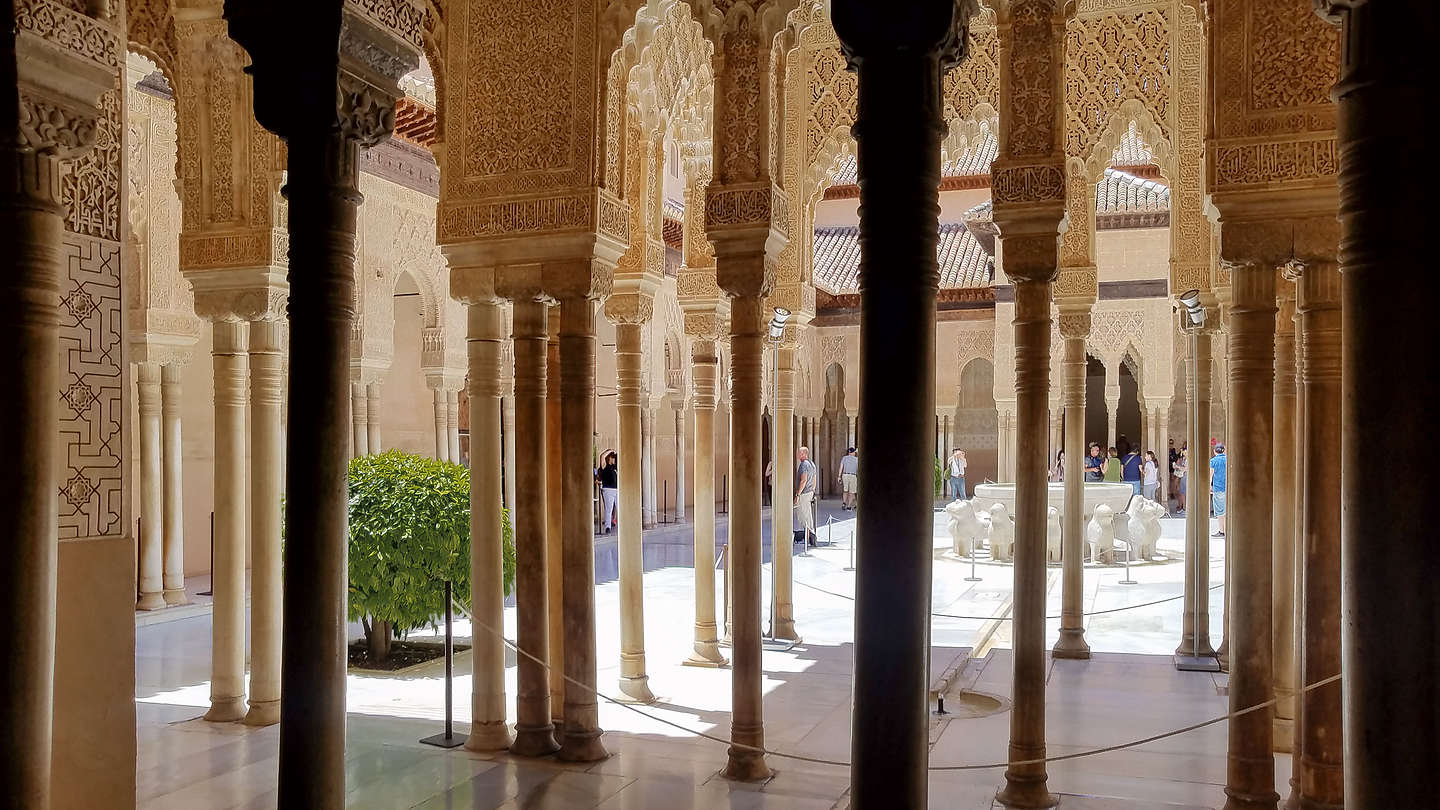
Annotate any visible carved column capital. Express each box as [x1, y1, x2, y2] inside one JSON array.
[[1057, 309, 1092, 340]]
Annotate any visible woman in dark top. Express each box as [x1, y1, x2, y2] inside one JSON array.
[[1084, 444, 1104, 481], [598, 451, 618, 533]]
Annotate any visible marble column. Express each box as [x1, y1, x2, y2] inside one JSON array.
[[246, 320, 285, 727], [1294, 260, 1343, 810], [641, 402, 656, 527], [685, 340, 727, 667], [509, 299, 558, 755], [446, 389, 461, 463], [1054, 315, 1090, 658], [503, 388, 517, 510], [351, 380, 368, 456], [1286, 315, 1306, 810], [1325, 5, 1438, 805], [161, 363, 189, 604], [614, 321, 656, 702], [720, 295, 769, 781], [1177, 325, 1217, 660], [830, 4, 969, 800], [1104, 366, 1120, 450], [1221, 262, 1277, 810], [1271, 291, 1298, 752], [136, 363, 167, 610], [1156, 404, 1170, 509], [432, 387, 448, 461], [545, 314, 565, 721], [556, 294, 607, 762], [206, 321, 249, 722], [772, 345, 798, 640], [675, 406, 686, 522], [366, 381, 382, 453]]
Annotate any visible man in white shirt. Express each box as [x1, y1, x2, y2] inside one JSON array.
[[837, 447, 859, 510], [948, 448, 967, 500], [795, 446, 817, 545]]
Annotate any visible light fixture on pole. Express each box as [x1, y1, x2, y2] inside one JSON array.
[[764, 306, 796, 650], [1174, 289, 1219, 672]]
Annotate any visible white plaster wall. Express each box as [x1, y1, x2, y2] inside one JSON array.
[[381, 292, 440, 456]]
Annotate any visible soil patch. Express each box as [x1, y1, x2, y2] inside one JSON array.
[[347, 640, 469, 672]]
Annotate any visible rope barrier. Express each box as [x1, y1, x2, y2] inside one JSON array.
[[448, 596, 1338, 772]]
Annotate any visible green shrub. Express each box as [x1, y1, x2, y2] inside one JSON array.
[[347, 450, 515, 661], [934, 456, 946, 497]]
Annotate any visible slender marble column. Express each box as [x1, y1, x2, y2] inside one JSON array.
[[432, 387, 448, 461], [675, 407, 686, 522], [1285, 318, 1307, 810], [1326, 6, 1439, 805], [503, 389, 518, 510], [1177, 326, 1217, 659], [351, 380, 368, 456], [446, 389, 461, 463], [641, 403, 656, 527], [545, 315, 565, 721], [685, 341, 727, 666], [1221, 263, 1277, 810], [1157, 405, 1170, 509], [136, 362, 167, 611], [557, 296, 607, 761], [161, 363, 189, 605], [206, 321, 249, 722], [463, 302, 513, 751], [1295, 261, 1343, 810], [365, 381, 381, 453], [721, 295, 769, 781], [509, 300, 558, 755], [614, 322, 656, 702], [246, 320, 286, 727], [1104, 368, 1120, 450], [772, 346, 798, 640], [1271, 292, 1298, 752], [1054, 319, 1090, 658]]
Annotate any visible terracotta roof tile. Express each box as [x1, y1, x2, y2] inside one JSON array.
[[812, 222, 993, 294]]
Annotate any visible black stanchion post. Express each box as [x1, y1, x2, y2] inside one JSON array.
[[420, 580, 466, 748]]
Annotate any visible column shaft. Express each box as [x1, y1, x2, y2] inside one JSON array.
[[1221, 266, 1277, 810], [686, 343, 726, 666], [206, 321, 249, 722], [161, 363, 189, 604], [614, 322, 655, 702], [509, 301, 558, 755], [722, 296, 769, 781], [675, 408, 686, 522], [432, 388, 448, 461], [545, 318, 565, 721], [365, 382, 381, 453], [1296, 263, 1343, 809], [446, 390, 461, 463], [464, 302, 513, 751], [503, 391, 518, 510], [351, 381, 368, 456], [557, 297, 606, 761], [1272, 297, 1298, 752], [1054, 332, 1089, 657], [276, 132, 360, 807], [641, 404, 656, 527], [246, 320, 286, 727], [1178, 328, 1216, 657], [772, 348, 797, 640], [136, 362, 167, 610], [1000, 279, 1057, 808]]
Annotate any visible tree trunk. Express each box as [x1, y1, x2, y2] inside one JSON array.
[[365, 618, 392, 663]]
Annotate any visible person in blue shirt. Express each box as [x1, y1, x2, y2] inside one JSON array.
[[1210, 444, 1227, 537], [1120, 446, 1143, 496], [1084, 443, 1104, 481]]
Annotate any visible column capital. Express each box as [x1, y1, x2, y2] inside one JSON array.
[[604, 292, 654, 326], [1057, 308, 1092, 340], [188, 267, 290, 323], [1286, 257, 1341, 314]]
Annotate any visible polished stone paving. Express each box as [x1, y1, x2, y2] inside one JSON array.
[[137, 500, 1284, 808]]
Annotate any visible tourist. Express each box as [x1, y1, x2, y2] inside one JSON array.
[[1175, 445, 1188, 514], [1084, 443, 1104, 481], [1103, 446, 1122, 483], [1142, 450, 1160, 502], [947, 448, 967, 500], [763, 458, 773, 507], [1121, 444, 1143, 496], [1051, 450, 1064, 483], [597, 450, 618, 534], [795, 446, 817, 546], [837, 447, 859, 510], [1210, 443, 1227, 537]]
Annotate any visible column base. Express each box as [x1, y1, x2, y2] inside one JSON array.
[[995, 779, 1057, 809], [136, 591, 167, 611], [1272, 716, 1294, 753], [616, 675, 656, 704], [463, 720, 514, 752], [557, 728, 609, 762], [1050, 629, 1090, 659], [203, 695, 247, 723], [1217, 640, 1230, 672], [1223, 787, 1281, 810], [721, 748, 771, 782], [773, 617, 801, 642], [510, 724, 560, 757], [162, 588, 190, 606], [243, 699, 280, 727], [684, 638, 729, 668], [1173, 652, 1222, 672]]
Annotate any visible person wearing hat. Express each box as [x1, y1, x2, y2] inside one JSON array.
[[837, 447, 859, 510], [1210, 443, 1227, 537]]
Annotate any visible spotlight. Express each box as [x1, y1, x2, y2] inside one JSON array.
[[1178, 289, 1205, 328], [768, 307, 791, 341]]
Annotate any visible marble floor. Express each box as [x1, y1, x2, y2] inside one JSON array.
[[136, 501, 1280, 809]]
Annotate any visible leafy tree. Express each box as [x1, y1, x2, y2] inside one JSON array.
[[347, 451, 515, 661], [934, 456, 946, 498]]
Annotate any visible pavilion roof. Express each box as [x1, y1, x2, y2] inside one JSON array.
[[812, 221, 993, 294]]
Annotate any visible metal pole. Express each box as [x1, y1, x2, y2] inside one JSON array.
[[420, 580, 466, 748], [965, 536, 981, 583]]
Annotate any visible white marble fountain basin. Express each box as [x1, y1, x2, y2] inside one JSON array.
[[969, 482, 1135, 521]]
